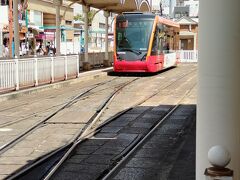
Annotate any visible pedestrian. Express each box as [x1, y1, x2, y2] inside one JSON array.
[[2, 39, 9, 57], [3, 45, 9, 57]]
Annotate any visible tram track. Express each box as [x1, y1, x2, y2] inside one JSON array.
[[101, 84, 196, 180], [0, 78, 118, 128], [91, 68, 197, 130], [5, 78, 139, 180], [48, 81, 196, 180], [4, 67, 197, 180], [0, 77, 137, 154], [48, 70, 196, 180], [0, 66, 185, 136], [0, 66, 192, 128]]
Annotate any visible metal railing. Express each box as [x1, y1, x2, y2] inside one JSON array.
[[0, 50, 198, 93], [0, 55, 79, 93], [178, 50, 198, 63]]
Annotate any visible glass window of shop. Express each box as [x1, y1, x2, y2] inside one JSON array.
[[34, 10, 43, 27]]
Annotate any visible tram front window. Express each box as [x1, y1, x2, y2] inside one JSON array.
[[116, 18, 154, 61]]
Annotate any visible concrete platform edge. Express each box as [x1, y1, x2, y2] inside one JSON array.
[[0, 67, 113, 102]]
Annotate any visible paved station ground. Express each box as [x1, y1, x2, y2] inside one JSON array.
[[0, 64, 197, 179], [52, 105, 196, 180]]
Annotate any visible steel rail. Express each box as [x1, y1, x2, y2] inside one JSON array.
[[43, 78, 139, 180], [6, 78, 139, 180], [5, 67, 197, 179], [6, 108, 133, 180], [102, 83, 197, 180], [44, 69, 197, 180], [0, 78, 119, 154], [0, 78, 122, 128], [75, 70, 197, 144]]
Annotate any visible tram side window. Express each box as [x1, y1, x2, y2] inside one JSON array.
[[157, 25, 165, 54], [151, 31, 158, 55], [163, 36, 170, 54], [161, 28, 170, 54], [152, 24, 170, 55], [151, 26, 162, 55]]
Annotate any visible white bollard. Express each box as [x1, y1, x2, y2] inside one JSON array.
[[34, 56, 38, 86], [77, 54, 80, 77], [64, 56, 68, 80], [205, 146, 233, 180], [51, 57, 54, 83], [15, 57, 19, 90]]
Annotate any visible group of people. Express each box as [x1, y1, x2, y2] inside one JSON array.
[[1, 41, 57, 58], [36, 41, 56, 56]]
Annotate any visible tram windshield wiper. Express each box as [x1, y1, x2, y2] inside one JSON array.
[[119, 48, 142, 55], [141, 53, 147, 61]]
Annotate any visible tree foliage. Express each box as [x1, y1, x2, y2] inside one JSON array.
[[74, 14, 83, 21], [74, 9, 97, 26]]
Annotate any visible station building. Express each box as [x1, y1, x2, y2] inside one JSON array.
[[0, 0, 74, 57], [175, 16, 198, 50]]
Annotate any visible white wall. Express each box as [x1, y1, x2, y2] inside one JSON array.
[[161, 0, 176, 17], [184, 0, 199, 17], [60, 41, 81, 54], [0, 6, 9, 25], [73, 4, 83, 15], [0, 6, 8, 57]]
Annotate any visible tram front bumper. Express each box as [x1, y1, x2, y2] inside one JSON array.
[[114, 61, 149, 72]]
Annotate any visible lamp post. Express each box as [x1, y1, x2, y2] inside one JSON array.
[[9, 0, 13, 58], [13, 0, 20, 58], [53, 0, 63, 56], [103, 11, 110, 67]]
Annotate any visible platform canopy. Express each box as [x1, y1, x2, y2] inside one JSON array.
[[68, 0, 151, 13]]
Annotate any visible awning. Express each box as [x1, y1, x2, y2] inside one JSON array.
[[68, 0, 151, 14], [2, 32, 26, 40], [89, 30, 105, 34], [35, 33, 55, 40], [39, 26, 82, 31]]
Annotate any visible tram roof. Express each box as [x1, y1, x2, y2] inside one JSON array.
[[119, 12, 156, 19]]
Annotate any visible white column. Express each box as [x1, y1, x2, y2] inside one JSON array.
[[169, 0, 173, 18], [197, 1, 240, 180], [193, 34, 197, 50], [54, 0, 62, 56], [150, 0, 152, 12], [104, 11, 110, 62], [13, 0, 20, 58], [83, 5, 89, 64]]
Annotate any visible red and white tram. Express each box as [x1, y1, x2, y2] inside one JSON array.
[[113, 12, 180, 73]]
